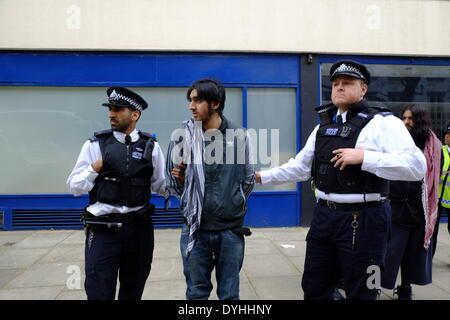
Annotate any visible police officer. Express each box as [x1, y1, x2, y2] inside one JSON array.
[[432, 124, 450, 257], [255, 60, 426, 300], [67, 87, 167, 300]]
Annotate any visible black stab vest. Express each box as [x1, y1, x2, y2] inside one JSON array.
[[312, 100, 391, 195], [88, 130, 155, 207]]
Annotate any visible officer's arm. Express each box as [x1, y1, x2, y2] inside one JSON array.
[[150, 142, 169, 197], [361, 115, 426, 181], [66, 140, 100, 196], [258, 125, 319, 185]]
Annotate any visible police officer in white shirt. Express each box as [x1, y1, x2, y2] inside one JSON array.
[[67, 87, 167, 300], [255, 60, 426, 300]]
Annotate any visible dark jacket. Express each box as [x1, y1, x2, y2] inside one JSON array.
[[166, 116, 255, 230]]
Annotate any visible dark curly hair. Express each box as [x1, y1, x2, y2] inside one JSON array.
[[401, 104, 432, 150]]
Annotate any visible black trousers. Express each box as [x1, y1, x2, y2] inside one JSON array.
[[302, 201, 391, 300], [84, 218, 154, 300]]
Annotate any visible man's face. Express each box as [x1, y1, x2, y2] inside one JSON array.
[[108, 105, 138, 132], [331, 76, 368, 109], [444, 133, 450, 146], [188, 89, 218, 122], [402, 110, 414, 131]]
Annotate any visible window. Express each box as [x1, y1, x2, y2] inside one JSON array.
[[321, 63, 450, 139], [0, 86, 242, 194], [247, 88, 297, 191]]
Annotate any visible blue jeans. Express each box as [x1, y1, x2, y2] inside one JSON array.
[[180, 225, 245, 300]]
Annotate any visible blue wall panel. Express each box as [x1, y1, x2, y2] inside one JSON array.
[[0, 51, 301, 230], [0, 52, 299, 86]]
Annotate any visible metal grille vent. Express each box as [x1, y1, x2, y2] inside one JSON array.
[[10, 208, 183, 230]]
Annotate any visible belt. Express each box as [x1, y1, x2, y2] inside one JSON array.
[[82, 204, 154, 228], [318, 199, 384, 211]]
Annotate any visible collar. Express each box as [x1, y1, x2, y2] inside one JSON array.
[[346, 99, 370, 119], [334, 111, 348, 124], [113, 129, 139, 144]]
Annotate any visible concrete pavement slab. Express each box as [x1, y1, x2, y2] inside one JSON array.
[[59, 230, 85, 245], [286, 256, 305, 273], [274, 240, 306, 257], [143, 280, 186, 300], [243, 254, 300, 278], [244, 239, 280, 255], [56, 289, 87, 300], [13, 231, 73, 249], [249, 276, 303, 300], [154, 229, 182, 242], [149, 257, 184, 281], [261, 227, 307, 241], [36, 244, 84, 264], [411, 283, 450, 300], [0, 248, 50, 268], [0, 269, 25, 288], [0, 286, 64, 300], [5, 262, 83, 289], [153, 241, 182, 259], [0, 231, 34, 248]]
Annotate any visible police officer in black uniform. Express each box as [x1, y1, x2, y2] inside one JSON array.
[[67, 87, 167, 300], [256, 61, 426, 299]]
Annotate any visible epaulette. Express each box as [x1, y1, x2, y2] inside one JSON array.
[[371, 106, 392, 117], [89, 129, 113, 142], [365, 106, 393, 117], [139, 131, 157, 142], [315, 103, 336, 125]]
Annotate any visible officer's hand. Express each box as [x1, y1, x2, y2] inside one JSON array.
[[91, 158, 103, 173], [172, 163, 187, 182], [255, 171, 262, 184], [331, 148, 365, 170]]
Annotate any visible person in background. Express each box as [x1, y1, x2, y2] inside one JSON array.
[[381, 104, 441, 300], [431, 124, 450, 258]]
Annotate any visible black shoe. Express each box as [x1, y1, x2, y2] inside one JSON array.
[[333, 288, 346, 300], [393, 285, 414, 300]]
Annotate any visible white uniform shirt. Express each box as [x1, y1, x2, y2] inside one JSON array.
[[66, 129, 168, 216], [260, 111, 427, 203]]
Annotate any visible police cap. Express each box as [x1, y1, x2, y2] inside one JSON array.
[[102, 86, 148, 111], [329, 60, 371, 85]]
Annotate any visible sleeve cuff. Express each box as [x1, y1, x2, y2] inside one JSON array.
[[87, 165, 99, 180], [361, 150, 379, 174], [259, 170, 272, 185]]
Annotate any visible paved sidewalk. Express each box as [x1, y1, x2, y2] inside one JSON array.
[[0, 225, 449, 300]]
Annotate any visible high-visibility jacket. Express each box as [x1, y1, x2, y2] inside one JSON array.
[[439, 146, 450, 208]]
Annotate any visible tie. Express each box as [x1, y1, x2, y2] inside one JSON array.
[[336, 114, 343, 125], [125, 135, 132, 145]]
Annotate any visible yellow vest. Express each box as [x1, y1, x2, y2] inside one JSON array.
[[439, 146, 450, 208]]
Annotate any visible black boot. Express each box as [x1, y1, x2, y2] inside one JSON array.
[[393, 284, 414, 300]]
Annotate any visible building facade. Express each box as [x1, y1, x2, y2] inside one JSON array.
[[0, 0, 449, 230]]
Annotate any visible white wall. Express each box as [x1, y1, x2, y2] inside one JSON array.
[[1, 0, 449, 56]]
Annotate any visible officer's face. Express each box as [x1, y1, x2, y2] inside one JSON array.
[[188, 89, 219, 122], [402, 110, 414, 131], [331, 76, 368, 110], [108, 106, 138, 132]]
